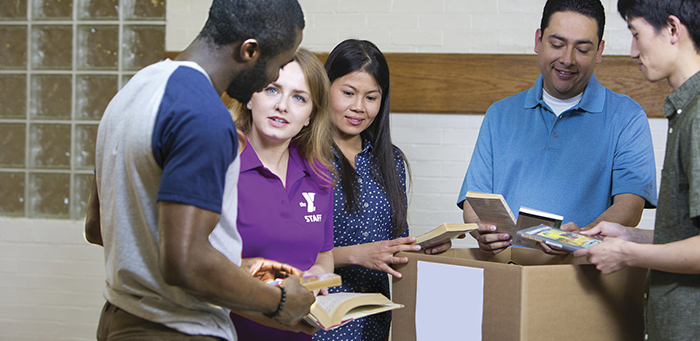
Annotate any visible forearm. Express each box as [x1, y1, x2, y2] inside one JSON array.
[[331, 245, 360, 268], [306, 251, 334, 274], [169, 238, 282, 313], [625, 235, 700, 274], [461, 201, 481, 224], [583, 193, 645, 230], [158, 202, 280, 314]]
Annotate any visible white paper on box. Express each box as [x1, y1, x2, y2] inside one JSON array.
[[415, 261, 484, 341]]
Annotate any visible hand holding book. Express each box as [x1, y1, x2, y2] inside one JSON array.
[[242, 257, 303, 282]]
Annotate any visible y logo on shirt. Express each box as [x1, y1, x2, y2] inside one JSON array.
[[300, 192, 322, 223]]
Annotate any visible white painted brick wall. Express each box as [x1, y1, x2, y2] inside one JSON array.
[[1, 0, 669, 339]]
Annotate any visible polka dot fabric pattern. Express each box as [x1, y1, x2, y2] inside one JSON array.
[[314, 140, 407, 341]]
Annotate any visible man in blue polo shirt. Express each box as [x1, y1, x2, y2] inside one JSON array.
[[458, 0, 657, 255]]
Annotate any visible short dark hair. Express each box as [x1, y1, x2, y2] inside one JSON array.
[[324, 39, 409, 238], [618, 0, 700, 53], [540, 0, 606, 46], [198, 0, 305, 58]]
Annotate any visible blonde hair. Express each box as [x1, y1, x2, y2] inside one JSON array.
[[231, 48, 335, 185]]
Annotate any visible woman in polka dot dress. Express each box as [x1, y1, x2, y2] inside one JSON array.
[[313, 39, 453, 341]]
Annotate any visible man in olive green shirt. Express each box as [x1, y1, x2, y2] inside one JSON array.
[[574, 1, 700, 339]]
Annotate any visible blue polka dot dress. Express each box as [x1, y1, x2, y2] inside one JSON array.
[[313, 140, 408, 341]]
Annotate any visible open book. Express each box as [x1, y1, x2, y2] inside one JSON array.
[[304, 293, 403, 330], [411, 223, 477, 249], [465, 191, 565, 248]]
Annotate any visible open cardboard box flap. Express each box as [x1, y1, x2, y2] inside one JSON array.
[[391, 247, 645, 341]]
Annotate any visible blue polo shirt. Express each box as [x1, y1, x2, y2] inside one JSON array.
[[457, 74, 657, 227]]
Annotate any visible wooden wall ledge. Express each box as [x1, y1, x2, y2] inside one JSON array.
[[165, 51, 670, 118]]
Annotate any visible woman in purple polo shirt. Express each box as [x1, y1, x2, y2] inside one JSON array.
[[229, 48, 336, 340]]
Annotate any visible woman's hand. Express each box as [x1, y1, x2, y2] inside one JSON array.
[[345, 237, 421, 278], [303, 251, 334, 296]]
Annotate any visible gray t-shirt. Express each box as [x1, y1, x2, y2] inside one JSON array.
[[96, 60, 242, 340], [646, 71, 700, 341]]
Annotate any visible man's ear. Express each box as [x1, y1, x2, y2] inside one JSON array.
[[238, 38, 261, 63], [534, 28, 543, 54], [667, 15, 683, 45], [596, 39, 605, 64]]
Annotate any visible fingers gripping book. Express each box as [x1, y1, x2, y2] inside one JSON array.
[[464, 191, 600, 252]]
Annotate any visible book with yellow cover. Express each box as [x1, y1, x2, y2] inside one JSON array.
[[516, 224, 602, 252], [300, 273, 342, 291], [411, 223, 477, 249], [304, 293, 403, 330]]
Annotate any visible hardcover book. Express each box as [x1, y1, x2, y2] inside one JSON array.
[[465, 191, 517, 236], [411, 223, 477, 249]]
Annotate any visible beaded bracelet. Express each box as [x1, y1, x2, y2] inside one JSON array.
[[263, 285, 286, 318]]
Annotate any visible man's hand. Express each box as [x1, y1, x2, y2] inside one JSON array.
[[275, 275, 315, 326], [424, 234, 466, 255], [292, 320, 320, 335], [242, 258, 303, 282], [474, 224, 511, 255], [536, 222, 580, 256]]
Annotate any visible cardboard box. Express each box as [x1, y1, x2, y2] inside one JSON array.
[[391, 248, 646, 341]]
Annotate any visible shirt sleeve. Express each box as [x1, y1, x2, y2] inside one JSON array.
[[687, 115, 700, 224], [611, 106, 658, 208], [152, 67, 238, 214], [458, 108, 495, 209]]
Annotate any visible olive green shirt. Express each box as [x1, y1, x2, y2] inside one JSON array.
[[646, 71, 700, 341]]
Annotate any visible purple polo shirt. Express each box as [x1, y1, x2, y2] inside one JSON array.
[[232, 140, 334, 341]]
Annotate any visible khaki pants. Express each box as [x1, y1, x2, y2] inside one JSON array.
[[97, 301, 225, 341]]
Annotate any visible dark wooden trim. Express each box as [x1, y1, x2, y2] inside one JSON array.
[[165, 51, 670, 118]]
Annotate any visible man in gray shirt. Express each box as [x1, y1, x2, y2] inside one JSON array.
[[575, 0, 700, 339]]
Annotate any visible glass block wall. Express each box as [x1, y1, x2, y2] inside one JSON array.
[[0, 0, 165, 219]]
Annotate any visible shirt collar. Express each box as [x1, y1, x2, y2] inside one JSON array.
[[664, 70, 700, 118], [524, 73, 605, 114], [331, 139, 373, 159], [240, 138, 308, 180]]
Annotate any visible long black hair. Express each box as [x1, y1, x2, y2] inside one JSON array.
[[325, 39, 409, 238]]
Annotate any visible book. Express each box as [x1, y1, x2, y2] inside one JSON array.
[[465, 191, 517, 236], [304, 293, 404, 330], [515, 224, 602, 252], [411, 223, 477, 249], [515, 206, 563, 229], [513, 207, 564, 247], [465, 191, 571, 250], [300, 273, 342, 291], [267, 273, 342, 291]]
